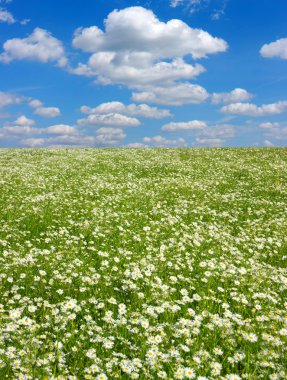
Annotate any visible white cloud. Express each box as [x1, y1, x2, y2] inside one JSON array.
[[46, 124, 78, 135], [2, 125, 40, 135], [199, 124, 234, 139], [73, 7, 227, 59], [220, 100, 287, 117], [81, 101, 172, 119], [74, 56, 205, 87], [13, 115, 35, 126], [161, 119, 234, 146], [126, 142, 147, 148], [28, 99, 43, 109], [211, 88, 253, 104], [260, 38, 287, 60], [0, 8, 15, 24], [0, 114, 39, 136], [259, 121, 287, 141], [0, 91, 23, 108], [263, 140, 275, 147], [78, 113, 141, 127], [161, 120, 206, 132], [132, 83, 209, 105], [195, 137, 225, 147], [143, 135, 186, 147], [259, 122, 280, 130], [72, 6, 227, 93], [22, 135, 95, 147], [34, 107, 61, 118], [0, 28, 68, 67], [94, 127, 126, 146], [21, 138, 45, 147]]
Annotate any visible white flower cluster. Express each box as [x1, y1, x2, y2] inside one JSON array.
[[0, 148, 286, 379]]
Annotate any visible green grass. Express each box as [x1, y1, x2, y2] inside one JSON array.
[[0, 148, 286, 380]]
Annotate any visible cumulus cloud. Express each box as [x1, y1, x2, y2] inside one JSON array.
[[46, 124, 78, 135], [263, 140, 275, 147], [2, 125, 40, 135], [220, 100, 287, 117], [211, 88, 253, 104], [143, 135, 186, 147], [34, 107, 61, 118], [132, 83, 209, 106], [21, 138, 46, 147], [126, 142, 147, 148], [78, 113, 141, 127], [259, 121, 287, 141], [22, 135, 95, 148], [199, 124, 234, 139], [28, 99, 43, 109], [94, 127, 126, 145], [161, 118, 234, 146], [80, 101, 172, 119], [0, 91, 23, 108], [161, 120, 206, 132], [71, 6, 227, 99], [0, 28, 68, 67], [195, 138, 224, 146], [74, 56, 205, 87], [12, 115, 35, 126], [73, 7, 227, 59], [260, 38, 287, 60], [195, 124, 235, 147], [0, 8, 15, 24], [0, 114, 41, 136]]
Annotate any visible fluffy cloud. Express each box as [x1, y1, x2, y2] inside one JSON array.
[[132, 83, 209, 106], [263, 140, 275, 147], [22, 135, 95, 147], [0, 8, 15, 24], [74, 57, 205, 87], [195, 138, 225, 147], [126, 143, 147, 148], [0, 28, 68, 67], [2, 125, 40, 135], [73, 7, 227, 59], [94, 127, 126, 145], [259, 121, 287, 141], [0, 114, 38, 135], [143, 135, 186, 147], [0, 91, 23, 108], [80, 102, 172, 119], [34, 107, 61, 118], [220, 100, 287, 116], [161, 118, 234, 146], [28, 99, 43, 109], [78, 113, 141, 127], [72, 6, 227, 95], [199, 124, 234, 138], [211, 88, 253, 104], [46, 124, 78, 135], [21, 138, 46, 147], [260, 38, 287, 60], [161, 120, 206, 132], [13, 115, 35, 126], [195, 124, 235, 147]]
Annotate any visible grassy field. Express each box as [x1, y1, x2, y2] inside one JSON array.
[[0, 148, 286, 380]]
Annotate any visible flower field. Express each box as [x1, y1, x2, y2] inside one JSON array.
[[0, 148, 286, 380]]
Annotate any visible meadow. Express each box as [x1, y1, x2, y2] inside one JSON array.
[[0, 148, 286, 380]]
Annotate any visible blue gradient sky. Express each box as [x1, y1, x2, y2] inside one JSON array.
[[0, 0, 287, 147]]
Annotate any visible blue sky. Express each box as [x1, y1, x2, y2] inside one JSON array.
[[0, 0, 287, 148]]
